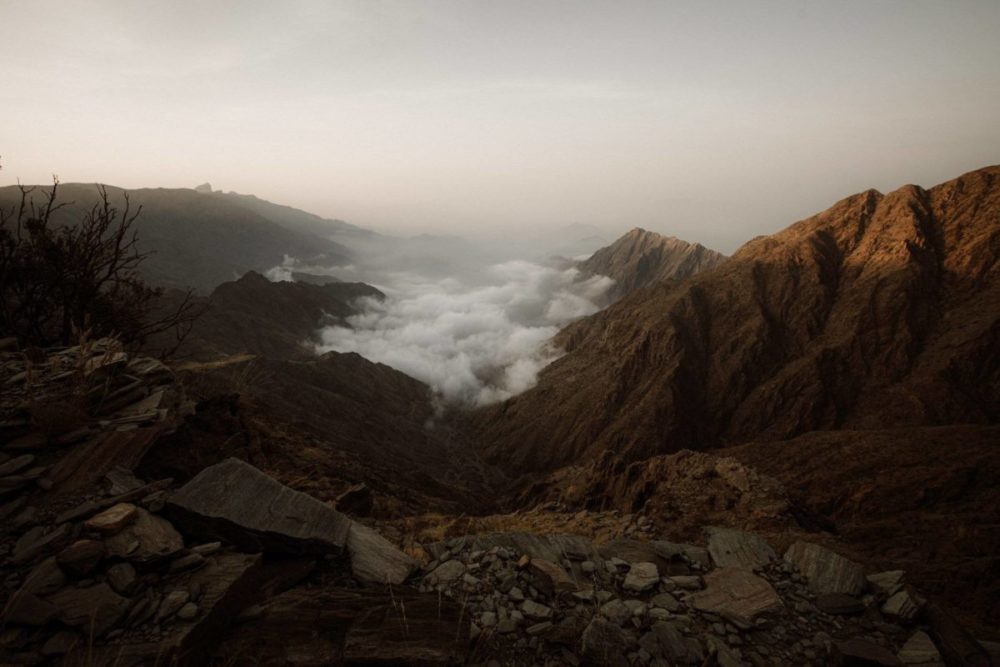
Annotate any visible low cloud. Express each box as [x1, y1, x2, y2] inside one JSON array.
[[314, 261, 613, 406]]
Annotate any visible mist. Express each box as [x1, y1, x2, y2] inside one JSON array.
[[311, 255, 613, 406]]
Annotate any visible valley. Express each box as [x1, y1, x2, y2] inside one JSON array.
[[1, 167, 997, 665]]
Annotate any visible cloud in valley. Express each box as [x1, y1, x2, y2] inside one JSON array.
[[314, 261, 613, 406]]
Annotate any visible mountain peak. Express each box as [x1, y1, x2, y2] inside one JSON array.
[[579, 229, 726, 300]]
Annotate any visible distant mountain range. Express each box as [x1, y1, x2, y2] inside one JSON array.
[[476, 166, 1000, 474], [0, 184, 359, 293]]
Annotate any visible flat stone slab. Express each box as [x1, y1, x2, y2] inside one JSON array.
[[705, 527, 776, 570], [685, 567, 783, 625], [166, 458, 351, 555], [784, 541, 866, 596], [898, 631, 944, 665], [347, 522, 417, 585]]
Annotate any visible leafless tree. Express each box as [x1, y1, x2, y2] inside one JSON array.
[[0, 176, 203, 351]]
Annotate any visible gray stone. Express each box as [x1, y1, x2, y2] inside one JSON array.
[[651, 540, 712, 569], [867, 570, 906, 596], [650, 592, 682, 612], [882, 589, 924, 622], [898, 631, 943, 665], [48, 582, 129, 637], [165, 458, 351, 555], [521, 599, 553, 620], [426, 559, 466, 586], [784, 541, 866, 595], [623, 561, 660, 593], [13, 523, 71, 564], [705, 527, 776, 570], [685, 567, 783, 625], [169, 552, 206, 573], [107, 562, 137, 595], [56, 539, 106, 576], [19, 557, 66, 596], [84, 502, 138, 534], [105, 507, 184, 562], [526, 621, 553, 636], [177, 602, 199, 620], [347, 522, 417, 585], [600, 599, 632, 626], [190, 541, 222, 556], [528, 557, 578, 596], [158, 590, 191, 620], [669, 575, 703, 590]]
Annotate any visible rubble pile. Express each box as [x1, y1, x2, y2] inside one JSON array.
[[418, 527, 993, 666]]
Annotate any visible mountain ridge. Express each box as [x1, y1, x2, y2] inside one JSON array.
[[474, 165, 1000, 474], [578, 227, 727, 299]]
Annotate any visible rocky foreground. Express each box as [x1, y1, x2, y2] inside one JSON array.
[[1, 341, 997, 665]]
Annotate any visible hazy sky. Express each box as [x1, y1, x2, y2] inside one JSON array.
[[2, 0, 999, 252]]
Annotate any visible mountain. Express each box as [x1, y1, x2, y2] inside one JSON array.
[[154, 271, 383, 361], [475, 166, 1000, 475], [213, 189, 375, 242], [578, 228, 727, 299], [0, 184, 356, 292]]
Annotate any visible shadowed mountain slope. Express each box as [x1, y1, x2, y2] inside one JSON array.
[[0, 184, 355, 292], [475, 166, 1000, 474], [579, 228, 726, 299], [159, 271, 382, 361]]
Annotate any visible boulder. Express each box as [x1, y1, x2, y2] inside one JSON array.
[[18, 557, 66, 596], [784, 541, 865, 595], [107, 562, 138, 595], [705, 527, 776, 570], [528, 558, 579, 596], [651, 540, 711, 569], [165, 458, 351, 555], [623, 561, 660, 592], [867, 570, 906, 596], [48, 582, 130, 637], [425, 560, 466, 586], [13, 523, 71, 564], [84, 502, 138, 534], [346, 522, 417, 585], [685, 567, 783, 625], [105, 507, 184, 562], [56, 539, 106, 576], [898, 631, 944, 665], [882, 588, 924, 622]]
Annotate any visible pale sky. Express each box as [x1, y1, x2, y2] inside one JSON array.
[[2, 0, 999, 252]]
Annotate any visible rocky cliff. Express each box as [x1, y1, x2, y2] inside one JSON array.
[[475, 166, 1000, 474]]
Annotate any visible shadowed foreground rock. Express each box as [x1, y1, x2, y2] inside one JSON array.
[[165, 457, 352, 555], [217, 586, 469, 665]]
